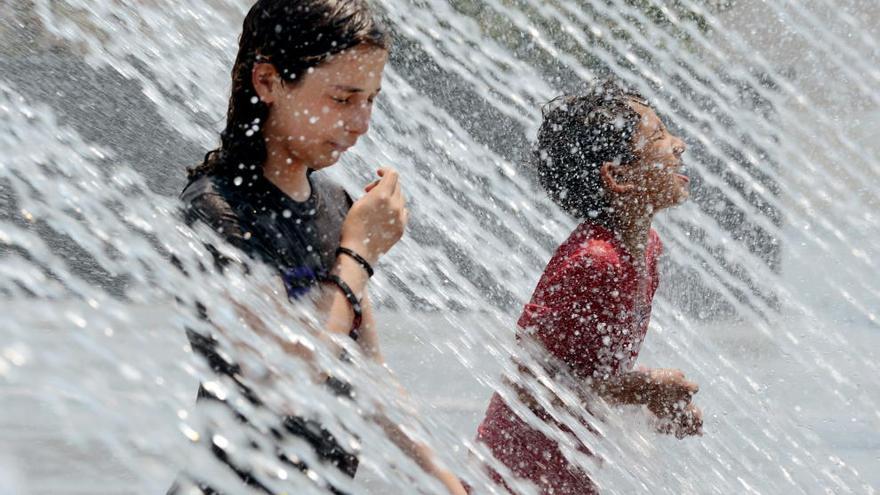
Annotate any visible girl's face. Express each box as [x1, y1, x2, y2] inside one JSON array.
[[617, 101, 689, 211], [256, 44, 388, 170]]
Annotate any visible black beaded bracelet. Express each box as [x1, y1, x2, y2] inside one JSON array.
[[336, 247, 374, 278], [319, 273, 362, 341]]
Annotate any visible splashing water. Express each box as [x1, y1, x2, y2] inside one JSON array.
[[1, 0, 878, 493]]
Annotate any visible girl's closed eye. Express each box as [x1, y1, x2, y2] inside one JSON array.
[[331, 96, 351, 105]]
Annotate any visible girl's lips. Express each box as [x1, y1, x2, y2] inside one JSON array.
[[676, 173, 690, 183], [329, 141, 352, 152]]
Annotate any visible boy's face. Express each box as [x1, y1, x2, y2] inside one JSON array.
[[618, 101, 690, 211]]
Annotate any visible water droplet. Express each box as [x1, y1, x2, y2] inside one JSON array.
[[212, 434, 230, 449], [180, 424, 200, 442], [119, 364, 142, 381], [3, 345, 30, 367]]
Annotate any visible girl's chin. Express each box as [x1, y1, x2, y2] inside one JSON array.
[[310, 153, 342, 169]]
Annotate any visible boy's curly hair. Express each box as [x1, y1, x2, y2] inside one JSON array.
[[533, 80, 647, 224]]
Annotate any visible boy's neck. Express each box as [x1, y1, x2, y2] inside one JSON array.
[[610, 208, 654, 270], [262, 148, 311, 202]]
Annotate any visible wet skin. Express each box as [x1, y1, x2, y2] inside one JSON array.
[[253, 45, 388, 200], [605, 100, 690, 214]]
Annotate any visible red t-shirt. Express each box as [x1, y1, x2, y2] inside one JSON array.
[[476, 223, 662, 494]]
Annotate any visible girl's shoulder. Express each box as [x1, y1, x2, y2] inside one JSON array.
[[180, 174, 247, 234], [310, 171, 353, 210], [181, 173, 230, 205]]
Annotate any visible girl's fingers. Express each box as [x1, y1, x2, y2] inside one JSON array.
[[377, 168, 399, 190], [370, 177, 393, 197], [364, 180, 381, 192], [392, 177, 402, 200]]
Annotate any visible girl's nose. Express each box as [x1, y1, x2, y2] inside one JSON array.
[[345, 104, 372, 136]]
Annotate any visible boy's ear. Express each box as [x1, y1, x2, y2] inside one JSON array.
[[252, 63, 280, 105], [600, 162, 636, 194]]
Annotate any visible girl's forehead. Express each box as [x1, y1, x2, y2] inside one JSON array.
[[323, 46, 387, 72], [311, 46, 387, 87]]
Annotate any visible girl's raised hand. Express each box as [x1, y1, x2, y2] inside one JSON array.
[[340, 167, 408, 265]]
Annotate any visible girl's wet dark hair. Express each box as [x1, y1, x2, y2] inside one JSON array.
[[533, 80, 646, 226], [190, 0, 390, 179]]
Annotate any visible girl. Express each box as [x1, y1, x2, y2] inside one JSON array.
[[476, 81, 703, 494], [175, 1, 465, 494]]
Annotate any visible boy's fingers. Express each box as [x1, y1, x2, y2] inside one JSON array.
[[670, 377, 698, 396]]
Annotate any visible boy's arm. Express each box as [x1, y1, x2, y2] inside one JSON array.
[[592, 368, 696, 406], [591, 368, 702, 437]]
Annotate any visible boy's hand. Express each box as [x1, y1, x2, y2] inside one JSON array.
[[642, 368, 698, 418], [655, 403, 703, 438]]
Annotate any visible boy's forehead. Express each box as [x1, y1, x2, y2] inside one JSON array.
[[628, 99, 661, 127]]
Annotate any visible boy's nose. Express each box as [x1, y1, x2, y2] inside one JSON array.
[[673, 136, 687, 155]]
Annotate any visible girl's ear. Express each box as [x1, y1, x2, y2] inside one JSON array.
[[600, 162, 636, 194], [252, 63, 279, 105]]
